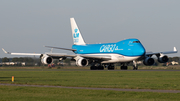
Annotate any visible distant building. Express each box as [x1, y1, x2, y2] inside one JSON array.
[[0, 62, 26, 66], [171, 61, 179, 65]]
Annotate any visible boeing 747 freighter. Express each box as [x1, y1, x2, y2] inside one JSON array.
[[2, 18, 178, 70]]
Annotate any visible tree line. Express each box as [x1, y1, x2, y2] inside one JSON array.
[[0, 57, 40, 62], [0, 57, 72, 66], [0, 57, 41, 66]]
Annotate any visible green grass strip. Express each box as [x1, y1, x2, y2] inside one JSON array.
[[0, 85, 180, 101], [0, 70, 180, 90]]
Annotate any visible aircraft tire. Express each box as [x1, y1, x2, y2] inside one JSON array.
[[91, 66, 104, 70], [90, 66, 96, 70]]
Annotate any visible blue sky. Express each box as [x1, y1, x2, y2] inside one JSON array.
[[0, 0, 180, 58]]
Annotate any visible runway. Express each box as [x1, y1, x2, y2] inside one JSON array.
[[1, 68, 180, 72], [1, 83, 180, 93]]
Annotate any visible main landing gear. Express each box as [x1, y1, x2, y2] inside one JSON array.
[[90, 63, 115, 70], [120, 62, 138, 70], [90, 63, 104, 70], [90, 62, 138, 70]]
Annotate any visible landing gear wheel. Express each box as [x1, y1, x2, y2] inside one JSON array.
[[90, 66, 96, 70], [90, 65, 104, 70]]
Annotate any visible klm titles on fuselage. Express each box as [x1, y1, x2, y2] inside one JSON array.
[[100, 44, 122, 52]]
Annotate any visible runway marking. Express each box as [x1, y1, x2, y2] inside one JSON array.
[[1, 83, 180, 93]]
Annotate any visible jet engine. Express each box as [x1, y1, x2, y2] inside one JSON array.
[[143, 57, 155, 66], [158, 55, 169, 63], [41, 54, 53, 64], [76, 57, 88, 66]]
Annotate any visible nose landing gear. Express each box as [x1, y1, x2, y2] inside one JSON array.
[[133, 60, 138, 70]]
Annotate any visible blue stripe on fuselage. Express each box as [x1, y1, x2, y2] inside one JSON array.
[[72, 38, 145, 57]]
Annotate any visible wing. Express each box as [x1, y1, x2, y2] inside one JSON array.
[[146, 47, 178, 57], [47, 53, 111, 60], [2, 48, 41, 56], [2, 48, 111, 61], [44, 46, 111, 60]]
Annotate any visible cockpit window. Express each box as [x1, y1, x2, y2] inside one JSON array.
[[133, 41, 140, 43]]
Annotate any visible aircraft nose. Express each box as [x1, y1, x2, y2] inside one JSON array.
[[133, 46, 145, 56], [139, 47, 145, 55]]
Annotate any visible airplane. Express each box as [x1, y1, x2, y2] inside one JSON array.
[[2, 18, 178, 70]]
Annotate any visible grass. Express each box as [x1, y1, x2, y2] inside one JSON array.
[[0, 69, 180, 90], [0, 85, 180, 101], [0, 68, 180, 100]]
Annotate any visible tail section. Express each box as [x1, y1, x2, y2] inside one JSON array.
[[70, 18, 86, 45]]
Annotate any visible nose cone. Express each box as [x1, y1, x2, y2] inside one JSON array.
[[133, 45, 145, 56]]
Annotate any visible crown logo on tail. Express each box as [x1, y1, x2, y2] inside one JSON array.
[[73, 28, 79, 42]]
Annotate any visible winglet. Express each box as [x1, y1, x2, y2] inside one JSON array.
[[2, 48, 10, 54], [174, 47, 178, 52]]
